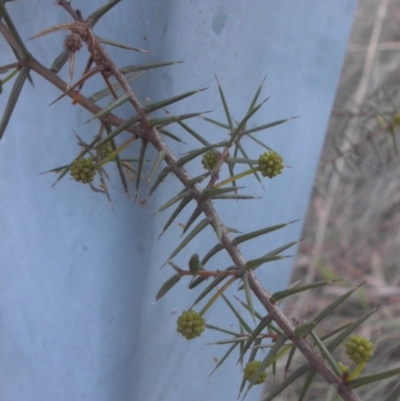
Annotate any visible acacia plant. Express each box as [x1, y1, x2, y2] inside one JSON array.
[[1, 2, 400, 401]]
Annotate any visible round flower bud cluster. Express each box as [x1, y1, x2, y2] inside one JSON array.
[[202, 150, 219, 171], [64, 33, 82, 52], [338, 361, 349, 374], [345, 335, 374, 365], [96, 142, 113, 160], [177, 310, 205, 340], [70, 157, 96, 184], [392, 112, 400, 126], [258, 151, 284, 178], [243, 360, 267, 385]]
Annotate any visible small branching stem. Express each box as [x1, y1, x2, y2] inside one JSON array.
[[178, 269, 241, 278]]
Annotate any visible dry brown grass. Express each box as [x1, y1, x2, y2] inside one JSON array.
[[263, 1, 400, 400]]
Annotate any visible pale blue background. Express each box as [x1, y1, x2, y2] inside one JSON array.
[[0, 1, 357, 401]]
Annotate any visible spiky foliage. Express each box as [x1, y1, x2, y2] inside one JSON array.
[[0, 3, 398, 401]]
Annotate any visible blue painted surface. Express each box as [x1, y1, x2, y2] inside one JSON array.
[[0, 1, 357, 401]]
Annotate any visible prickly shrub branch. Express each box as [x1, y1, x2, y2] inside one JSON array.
[[1, 3, 396, 401]]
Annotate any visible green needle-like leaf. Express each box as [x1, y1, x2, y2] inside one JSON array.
[[262, 364, 309, 401], [294, 321, 317, 337], [50, 49, 69, 73], [235, 142, 263, 185], [326, 306, 378, 353], [198, 276, 237, 316], [0, 66, 29, 140], [39, 164, 70, 174], [310, 330, 341, 376], [119, 61, 183, 75], [154, 189, 190, 215], [284, 344, 297, 378], [239, 316, 273, 361], [199, 221, 297, 273], [208, 343, 238, 377], [221, 293, 252, 334], [312, 283, 363, 326], [186, 172, 211, 186], [149, 112, 206, 128], [165, 218, 209, 263], [247, 76, 266, 114], [147, 151, 165, 184], [201, 116, 230, 130], [203, 186, 244, 197], [89, 72, 144, 102], [245, 255, 289, 270], [227, 160, 238, 190], [213, 167, 259, 190], [243, 274, 255, 321], [240, 116, 298, 138], [228, 99, 268, 146], [159, 128, 184, 143], [145, 89, 206, 114], [234, 221, 298, 246], [212, 217, 224, 241], [200, 243, 224, 267], [211, 194, 257, 200], [155, 274, 181, 300], [97, 36, 148, 53], [270, 279, 341, 303], [205, 324, 240, 337], [247, 134, 274, 152], [320, 322, 353, 342], [87, 93, 130, 122], [225, 226, 242, 234], [182, 206, 203, 235], [298, 369, 316, 401], [211, 336, 258, 345], [135, 140, 148, 194], [159, 195, 192, 236], [177, 120, 210, 146], [95, 135, 136, 169], [0, 3, 30, 59], [263, 240, 298, 258], [148, 166, 171, 197], [95, 115, 139, 149], [234, 296, 265, 321], [109, 135, 129, 195], [86, 0, 122, 26], [349, 367, 400, 389], [88, 71, 144, 103], [215, 75, 234, 132]]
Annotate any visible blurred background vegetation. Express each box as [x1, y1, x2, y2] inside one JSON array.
[[265, 0, 400, 399]]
